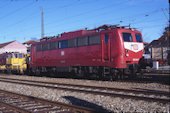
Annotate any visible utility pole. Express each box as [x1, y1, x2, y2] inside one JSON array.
[[41, 7, 44, 38]]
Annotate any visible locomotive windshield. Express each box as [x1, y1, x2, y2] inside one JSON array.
[[122, 33, 133, 42], [135, 34, 143, 42]]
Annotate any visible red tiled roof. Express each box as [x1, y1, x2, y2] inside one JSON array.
[[143, 42, 148, 44], [23, 40, 36, 44], [0, 41, 15, 48]]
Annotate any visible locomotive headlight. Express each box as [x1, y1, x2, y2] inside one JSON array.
[[126, 53, 129, 57]]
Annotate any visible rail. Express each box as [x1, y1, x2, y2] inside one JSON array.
[[0, 77, 169, 104], [0, 89, 99, 113]]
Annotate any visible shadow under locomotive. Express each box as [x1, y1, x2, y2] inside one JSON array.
[[63, 96, 112, 113]]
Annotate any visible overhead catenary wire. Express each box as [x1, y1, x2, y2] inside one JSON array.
[[45, 0, 127, 26], [3, 0, 127, 37], [3, 8, 165, 40], [0, 1, 35, 20], [3, 0, 99, 31], [27, 17, 167, 38], [4, 0, 82, 28], [0, 0, 167, 43], [33, 9, 164, 36], [2, 0, 154, 35], [36, 8, 164, 33], [161, 8, 169, 21]]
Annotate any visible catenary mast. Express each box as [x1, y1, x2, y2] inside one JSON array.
[[41, 7, 44, 38]]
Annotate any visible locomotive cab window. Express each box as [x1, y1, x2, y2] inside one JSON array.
[[122, 33, 133, 42], [89, 35, 100, 45], [135, 34, 143, 42]]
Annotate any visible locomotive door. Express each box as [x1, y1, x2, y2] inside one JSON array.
[[31, 45, 36, 65], [101, 34, 111, 62]]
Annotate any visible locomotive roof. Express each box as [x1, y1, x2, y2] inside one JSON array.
[[34, 25, 140, 45]]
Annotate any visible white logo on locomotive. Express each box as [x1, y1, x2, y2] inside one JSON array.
[[133, 44, 138, 50], [124, 42, 143, 53]]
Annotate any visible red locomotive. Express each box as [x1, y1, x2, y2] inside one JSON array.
[[29, 25, 144, 79]]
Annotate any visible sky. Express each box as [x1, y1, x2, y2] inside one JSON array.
[[0, 0, 169, 44]]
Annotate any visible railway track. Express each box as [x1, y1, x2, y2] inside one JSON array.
[[0, 77, 169, 104], [141, 69, 170, 74], [0, 89, 98, 113]]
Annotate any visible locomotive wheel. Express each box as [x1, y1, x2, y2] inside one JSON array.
[[49, 72, 56, 77], [83, 67, 90, 79], [35, 69, 41, 76], [97, 67, 103, 80], [28, 70, 34, 76], [110, 69, 123, 80]]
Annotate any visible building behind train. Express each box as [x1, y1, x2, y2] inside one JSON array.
[[145, 26, 170, 65]]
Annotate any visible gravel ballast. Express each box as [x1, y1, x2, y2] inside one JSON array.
[[0, 74, 169, 112]]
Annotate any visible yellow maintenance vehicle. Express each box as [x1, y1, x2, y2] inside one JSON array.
[[6, 52, 27, 74], [0, 65, 6, 71]]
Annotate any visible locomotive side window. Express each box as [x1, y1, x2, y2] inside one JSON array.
[[105, 35, 109, 43], [37, 44, 42, 51], [78, 37, 88, 47], [89, 35, 100, 45], [50, 41, 58, 50], [42, 43, 49, 51], [135, 34, 143, 42], [8, 54, 12, 58], [68, 39, 77, 48], [19, 54, 23, 58], [58, 40, 68, 49], [14, 53, 18, 58], [47, 43, 51, 50], [36, 45, 39, 51], [122, 33, 133, 42]]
